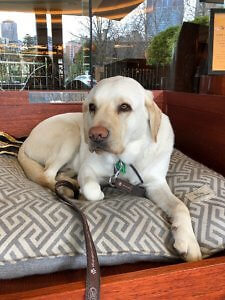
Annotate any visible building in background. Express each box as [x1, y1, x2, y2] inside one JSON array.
[[146, 0, 184, 37], [1, 20, 18, 43], [195, 1, 224, 18], [65, 41, 81, 63]]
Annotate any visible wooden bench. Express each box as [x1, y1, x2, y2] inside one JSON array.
[[0, 90, 225, 299]]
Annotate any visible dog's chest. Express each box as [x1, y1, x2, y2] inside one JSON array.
[[122, 165, 143, 185]]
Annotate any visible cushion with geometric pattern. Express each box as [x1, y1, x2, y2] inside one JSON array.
[[0, 149, 225, 279]]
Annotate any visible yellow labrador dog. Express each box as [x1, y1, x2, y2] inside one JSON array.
[[18, 76, 202, 262]]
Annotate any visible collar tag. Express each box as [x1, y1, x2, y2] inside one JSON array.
[[115, 160, 126, 174], [109, 160, 126, 186]]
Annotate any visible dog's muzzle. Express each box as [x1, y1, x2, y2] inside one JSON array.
[[88, 126, 109, 152]]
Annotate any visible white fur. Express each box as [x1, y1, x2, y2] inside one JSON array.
[[18, 76, 202, 262]]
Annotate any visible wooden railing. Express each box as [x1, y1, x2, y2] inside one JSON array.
[[104, 64, 170, 90]]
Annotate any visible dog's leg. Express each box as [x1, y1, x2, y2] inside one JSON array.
[[18, 138, 80, 197], [56, 171, 79, 190], [78, 166, 104, 201], [43, 141, 80, 197], [18, 143, 56, 191], [146, 180, 202, 262], [40, 162, 76, 198]]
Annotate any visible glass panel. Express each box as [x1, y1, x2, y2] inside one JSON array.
[[0, 0, 147, 91], [63, 14, 91, 90], [0, 1, 90, 91], [0, 0, 187, 91], [0, 12, 37, 90], [89, 0, 179, 89]]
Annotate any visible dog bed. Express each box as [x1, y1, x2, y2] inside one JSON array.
[[0, 149, 225, 279]]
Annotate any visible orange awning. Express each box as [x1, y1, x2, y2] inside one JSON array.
[[0, 0, 144, 20]]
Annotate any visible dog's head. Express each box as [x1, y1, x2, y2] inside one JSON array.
[[83, 76, 161, 155]]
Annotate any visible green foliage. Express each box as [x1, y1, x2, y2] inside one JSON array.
[[67, 41, 97, 80], [146, 16, 209, 66], [191, 16, 209, 26], [146, 26, 180, 65], [23, 34, 36, 47], [68, 50, 84, 80]]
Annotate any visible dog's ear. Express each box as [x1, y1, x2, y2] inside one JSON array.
[[82, 101, 89, 144], [145, 90, 162, 143]]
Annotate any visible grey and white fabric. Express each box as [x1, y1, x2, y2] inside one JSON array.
[[0, 149, 225, 279]]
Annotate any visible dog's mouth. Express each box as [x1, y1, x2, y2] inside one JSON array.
[[89, 141, 110, 154], [89, 141, 124, 155]]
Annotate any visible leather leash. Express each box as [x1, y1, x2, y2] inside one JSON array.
[[55, 180, 100, 300], [0, 132, 145, 299], [108, 161, 146, 198], [112, 177, 146, 197], [54, 163, 145, 300]]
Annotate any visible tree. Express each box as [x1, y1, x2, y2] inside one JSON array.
[[122, 1, 148, 43], [68, 47, 85, 79], [192, 16, 209, 26], [92, 17, 114, 65], [68, 8, 148, 68], [183, 0, 197, 22], [69, 16, 118, 66], [146, 26, 180, 65], [146, 15, 209, 66], [23, 34, 36, 47]]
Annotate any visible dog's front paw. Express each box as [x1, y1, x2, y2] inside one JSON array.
[[82, 182, 104, 201], [172, 227, 202, 262]]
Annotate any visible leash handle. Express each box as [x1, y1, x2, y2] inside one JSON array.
[[55, 181, 100, 300]]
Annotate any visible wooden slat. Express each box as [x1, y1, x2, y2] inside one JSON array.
[[1, 256, 225, 299], [0, 90, 165, 137], [199, 75, 225, 96], [0, 103, 83, 137], [165, 91, 225, 177], [0, 91, 29, 105]]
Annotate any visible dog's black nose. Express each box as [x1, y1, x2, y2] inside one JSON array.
[[89, 126, 109, 143]]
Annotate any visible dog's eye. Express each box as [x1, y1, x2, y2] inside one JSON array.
[[118, 103, 132, 113], [89, 103, 96, 114]]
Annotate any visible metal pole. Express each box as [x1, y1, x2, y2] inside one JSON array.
[[89, 0, 93, 88]]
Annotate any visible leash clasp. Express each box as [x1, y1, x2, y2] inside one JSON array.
[[108, 160, 124, 187]]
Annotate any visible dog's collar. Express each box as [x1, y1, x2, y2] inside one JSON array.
[[108, 160, 146, 197], [113, 160, 144, 184], [115, 160, 126, 175]]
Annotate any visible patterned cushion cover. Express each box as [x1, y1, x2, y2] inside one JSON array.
[[0, 149, 225, 279]]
